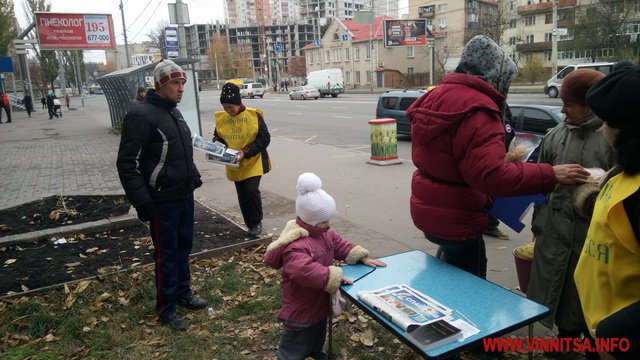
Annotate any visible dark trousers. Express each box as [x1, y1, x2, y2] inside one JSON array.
[[428, 234, 487, 279], [234, 176, 263, 228], [47, 105, 57, 119], [0, 105, 11, 123], [149, 196, 194, 320], [278, 319, 327, 360]]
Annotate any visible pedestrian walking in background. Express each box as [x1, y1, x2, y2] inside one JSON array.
[[46, 91, 57, 119], [64, 93, 70, 110], [131, 86, 146, 105], [527, 69, 613, 353], [214, 82, 271, 237], [40, 96, 46, 109], [0, 92, 11, 123], [406, 35, 589, 279], [573, 64, 640, 360], [22, 93, 33, 118], [116, 59, 206, 332], [264, 172, 386, 360]]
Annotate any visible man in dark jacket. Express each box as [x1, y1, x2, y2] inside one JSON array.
[[116, 59, 206, 331]]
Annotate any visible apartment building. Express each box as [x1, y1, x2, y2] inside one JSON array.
[[302, 16, 431, 89]]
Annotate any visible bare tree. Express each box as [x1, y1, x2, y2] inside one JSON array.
[[208, 33, 234, 79], [571, 0, 636, 62], [229, 42, 254, 79], [288, 56, 307, 78], [0, 0, 17, 57]]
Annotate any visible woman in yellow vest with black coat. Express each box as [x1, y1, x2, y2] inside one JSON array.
[[214, 82, 271, 236], [573, 63, 640, 359]]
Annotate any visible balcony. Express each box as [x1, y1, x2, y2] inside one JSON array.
[[516, 41, 552, 53], [517, 0, 576, 16], [419, 5, 435, 19]]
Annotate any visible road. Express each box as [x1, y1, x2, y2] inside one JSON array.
[[198, 90, 563, 162]]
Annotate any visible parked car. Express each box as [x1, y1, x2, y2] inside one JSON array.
[[304, 68, 344, 97], [289, 86, 320, 100], [544, 62, 614, 98], [240, 83, 264, 98], [509, 104, 563, 162], [375, 89, 426, 136]]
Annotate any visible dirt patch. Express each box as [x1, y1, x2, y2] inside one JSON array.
[[0, 198, 257, 296], [0, 195, 131, 235]]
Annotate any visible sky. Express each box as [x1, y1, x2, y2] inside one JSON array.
[[14, 0, 408, 64]]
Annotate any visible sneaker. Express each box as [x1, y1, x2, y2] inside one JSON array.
[[161, 313, 187, 331], [247, 223, 262, 237], [484, 228, 510, 240], [177, 295, 208, 310]]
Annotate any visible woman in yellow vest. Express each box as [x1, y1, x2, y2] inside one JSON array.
[[214, 82, 271, 236], [574, 63, 640, 359]]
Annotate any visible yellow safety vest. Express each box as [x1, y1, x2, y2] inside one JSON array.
[[574, 172, 640, 331], [214, 108, 269, 181]]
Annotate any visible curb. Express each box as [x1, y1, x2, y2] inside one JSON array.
[[0, 214, 140, 246]]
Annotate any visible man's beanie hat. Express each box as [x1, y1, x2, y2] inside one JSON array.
[[559, 69, 604, 105], [153, 59, 186, 88], [586, 64, 640, 129], [220, 82, 242, 105], [295, 173, 336, 226], [137, 86, 146, 93]]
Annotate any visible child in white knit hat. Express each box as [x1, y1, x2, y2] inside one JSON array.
[[264, 172, 385, 360]]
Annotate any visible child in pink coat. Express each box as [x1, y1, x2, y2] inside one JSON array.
[[264, 172, 385, 359]]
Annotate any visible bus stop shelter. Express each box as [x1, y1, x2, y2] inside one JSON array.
[[97, 59, 201, 136]]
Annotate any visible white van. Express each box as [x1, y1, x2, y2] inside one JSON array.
[[240, 83, 264, 98], [544, 62, 614, 98], [304, 68, 344, 98]]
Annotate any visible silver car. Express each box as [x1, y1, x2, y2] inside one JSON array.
[[289, 86, 320, 100]]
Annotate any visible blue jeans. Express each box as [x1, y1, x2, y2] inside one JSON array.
[[277, 319, 327, 360], [149, 196, 194, 320]]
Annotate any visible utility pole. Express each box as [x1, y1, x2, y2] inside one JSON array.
[[119, 0, 131, 67], [176, 0, 188, 59], [551, 0, 558, 76]]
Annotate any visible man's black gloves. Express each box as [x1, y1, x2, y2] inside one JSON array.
[[194, 177, 203, 189], [135, 201, 156, 222]]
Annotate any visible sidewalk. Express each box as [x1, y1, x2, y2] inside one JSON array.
[[0, 93, 555, 341]]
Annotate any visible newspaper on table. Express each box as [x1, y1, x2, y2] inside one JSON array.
[[192, 135, 240, 167], [357, 284, 453, 332]]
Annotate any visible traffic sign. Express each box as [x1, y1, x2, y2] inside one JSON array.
[[275, 44, 283, 53], [341, 34, 348, 41], [166, 48, 179, 60], [165, 27, 179, 48], [313, 39, 320, 47], [13, 44, 32, 50]]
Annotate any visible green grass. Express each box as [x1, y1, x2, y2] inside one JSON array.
[[0, 245, 499, 359]]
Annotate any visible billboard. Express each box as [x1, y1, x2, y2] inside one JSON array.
[[383, 19, 428, 47], [36, 12, 116, 50]]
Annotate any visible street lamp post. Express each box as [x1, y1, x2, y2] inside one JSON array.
[[427, 36, 435, 85]]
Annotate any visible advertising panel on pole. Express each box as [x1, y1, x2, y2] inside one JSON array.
[[383, 19, 427, 47], [0, 57, 15, 73], [35, 12, 116, 50]]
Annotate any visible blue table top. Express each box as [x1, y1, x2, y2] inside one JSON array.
[[340, 250, 549, 359]]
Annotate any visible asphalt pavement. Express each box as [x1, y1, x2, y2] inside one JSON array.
[[0, 91, 557, 342]]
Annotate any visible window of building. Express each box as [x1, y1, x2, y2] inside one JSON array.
[[325, 50, 330, 63], [545, 33, 552, 42], [545, 51, 552, 61], [366, 70, 372, 84], [354, 46, 360, 61], [526, 34, 534, 43], [509, 19, 517, 28], [309, 52, 314, 64], [558, 51, 576, 60], [317, 50, 321, 64], [525, 16, 536, 26], [439, 18, 448, 28], [545, 13, 552, 24], [345, 47, 350, 61], [355, 70, 361, 84], [407, 67, 414, 74], [407, 46, 414, 58], [333, 48, 340, 62], [346, 71, 351, 84], [366, 44, 371, 60], [438, 4, 448, 12], [510, 1, 515, 10], [509, 36, 517, 45]]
